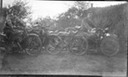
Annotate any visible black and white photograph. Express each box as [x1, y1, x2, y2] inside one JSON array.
[[0, 0, 127, 77]]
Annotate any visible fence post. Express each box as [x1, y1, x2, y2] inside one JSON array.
[[0, 0, 4, 33]]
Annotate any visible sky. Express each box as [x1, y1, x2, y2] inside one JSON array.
[[3, 0, 127, 20]]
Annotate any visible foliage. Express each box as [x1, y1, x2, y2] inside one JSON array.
[[2, 0, 32, 30], [33, 16, 55, 30], [89, 3, 128, 53], [74, 1, 91, 18], [3, 0, 31, 19], [55, 1, 91, 31], [90, 3, 126, 32]]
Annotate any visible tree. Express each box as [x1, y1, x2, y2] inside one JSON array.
[[34, 16, 55, 29], [74, 1, 90, 10], [10, 0, 31, 19]]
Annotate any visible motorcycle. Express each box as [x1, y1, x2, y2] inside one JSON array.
[[68, 27, 120, 57], [85, 28, 120, 56], [56, 30, 88, 55], [29, 28, 62, 55], [0, 26, 42, 56]]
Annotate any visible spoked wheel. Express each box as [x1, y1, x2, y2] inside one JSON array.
[[46, 35, 61, 55], [100, 36, 120, 57], [25, 34, 42, 56], [69, 36, 88, 56]]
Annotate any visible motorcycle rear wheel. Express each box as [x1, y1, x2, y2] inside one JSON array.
[[25, 34, 42, 56], [69, 36, 88, 56], [46, 35, 61, 55]]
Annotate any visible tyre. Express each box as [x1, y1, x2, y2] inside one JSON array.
[[69, 36, 88, 55], [100, 36, 120, 57], [46, 35, 61, 55], [25, 34, 42, 56]]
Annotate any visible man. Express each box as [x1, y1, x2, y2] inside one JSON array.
[[77, 13, 96, 37], [4, 14, 14, 42], [81, 13, 96, 32], [4, 14, 23, 52]]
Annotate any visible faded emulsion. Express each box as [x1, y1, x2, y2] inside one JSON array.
[[0, 1, 127, 77]]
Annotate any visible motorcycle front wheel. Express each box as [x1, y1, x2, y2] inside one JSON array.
[[100, 36, 120, 57]]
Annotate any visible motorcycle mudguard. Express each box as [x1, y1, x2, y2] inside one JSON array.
[[27, 33, 40, 37], [27, 33, 42, 47], [20, 33, 39, 49]]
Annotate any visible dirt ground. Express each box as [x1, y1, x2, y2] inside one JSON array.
[[0, 50, 127, 77]]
